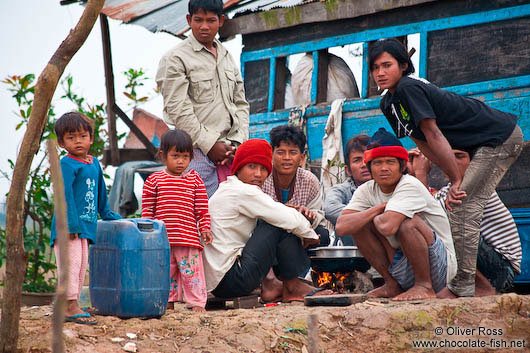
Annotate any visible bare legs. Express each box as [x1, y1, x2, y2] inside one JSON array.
[[392, 216, 436, 301], [353, 222, 402, 298], [353, 216, 437, 301]]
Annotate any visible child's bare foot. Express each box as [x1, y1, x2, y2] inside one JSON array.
[[392, 285, 436, 301], [192, 306, 206, 312], [367, 282, 402, 298], [167, 302, 175, 310]]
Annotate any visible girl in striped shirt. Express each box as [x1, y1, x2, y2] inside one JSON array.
[[142, 129, 212, 312]]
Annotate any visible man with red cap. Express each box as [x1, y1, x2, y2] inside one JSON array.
[[336, 128, 457, 301], [203, 139, 332, 302]]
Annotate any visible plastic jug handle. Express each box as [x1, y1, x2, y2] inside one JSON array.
[[138, 221, 154, 232]]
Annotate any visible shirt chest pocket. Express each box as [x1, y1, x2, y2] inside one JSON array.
[[225, 70, 236, 101], [189, 72, 215, 104]]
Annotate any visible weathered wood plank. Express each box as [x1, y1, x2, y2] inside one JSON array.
[[304, 293, 368, 307], [428, 17, 530, 87], [316, 49, 329, 104], [238, 0, 528, 51], [221, 0, 437, 38], [274, 57, 288, 111], [498, 142, 530, 208], [244, 59, 269, 114], [102, 148, 155, 165], [206, 294, 260, 309]]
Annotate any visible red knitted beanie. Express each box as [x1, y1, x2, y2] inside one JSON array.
[[364, 128, 409, 163], [230, 139, 273, 175]]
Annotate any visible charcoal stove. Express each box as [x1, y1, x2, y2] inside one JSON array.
[[309, 246, 372, 294]]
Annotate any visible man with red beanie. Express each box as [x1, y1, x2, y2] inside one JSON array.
[[203, 139, 332, 302], [336, 128, 456, 301]]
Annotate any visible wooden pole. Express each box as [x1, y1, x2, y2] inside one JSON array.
[[0, 1, 104, 351], [47, 140, 69, 353], [100, 13, 120, 166], [307, 313, 320, 353]]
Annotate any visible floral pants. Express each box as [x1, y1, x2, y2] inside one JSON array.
[[169, 246, 207, 308]]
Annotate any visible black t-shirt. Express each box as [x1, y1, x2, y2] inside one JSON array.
[[380, 76, 516, 152]]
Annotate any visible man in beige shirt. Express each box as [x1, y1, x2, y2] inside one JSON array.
[[204, 139, 332, 302], [156, 0, 249, 197]]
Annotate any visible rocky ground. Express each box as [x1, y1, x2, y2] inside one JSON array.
[[11, 293, 530, 353]]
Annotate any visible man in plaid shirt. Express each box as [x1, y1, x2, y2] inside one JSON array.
[[262, 125, 330, 246]]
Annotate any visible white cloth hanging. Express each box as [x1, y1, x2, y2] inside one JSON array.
[[321, 98, 346, 193]]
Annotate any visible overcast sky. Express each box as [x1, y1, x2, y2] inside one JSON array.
[[0, 1, 243, 204]]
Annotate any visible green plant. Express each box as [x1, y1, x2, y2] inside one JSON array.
[[1, 74, 57, 292], [323, 156, 347, 185], [1, 71, 140, 292], [122, 67, 150, 106], [1, 73, 126, 292]]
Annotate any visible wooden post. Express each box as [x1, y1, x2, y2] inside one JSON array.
[[100, 14, 120, 166], [0, 1, 104, 351], [316, 49, 328, 104], [113, 104, 158, 159], [47, 140, 69, 353], [273, 57, 287, 111], [307, 313, 320, 353]]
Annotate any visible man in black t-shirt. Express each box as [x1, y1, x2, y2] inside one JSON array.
[[368, 38, 523, 298]]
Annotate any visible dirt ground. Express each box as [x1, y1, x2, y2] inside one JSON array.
[[11, 293, 530, 353]]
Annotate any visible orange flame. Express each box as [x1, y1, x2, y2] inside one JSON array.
[[317, 271, 333, 287], [314, 271, 353, 293]]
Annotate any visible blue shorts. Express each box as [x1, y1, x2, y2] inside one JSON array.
[[388, 233, 447, 293]]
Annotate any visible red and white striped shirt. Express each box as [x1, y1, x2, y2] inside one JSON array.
[[142, 169, 210, 249]]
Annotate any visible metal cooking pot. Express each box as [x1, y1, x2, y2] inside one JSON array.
[[310, 256, 370, 273], [309, 246, 370, 273], [309, 246, 363, 258]]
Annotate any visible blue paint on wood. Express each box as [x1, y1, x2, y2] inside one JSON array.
[[250, 76, 530, 124], [244, 6, 530, 161], [250, 81, 530, 159], [419, 32, 427, 78], [446, 75, 530, 96], [362, 42, 369, 98], [241, 4, 530, 63], [267, 57, 276, 112], [311, 51, 319, 104]]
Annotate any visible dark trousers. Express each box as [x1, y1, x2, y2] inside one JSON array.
[[477, 237, 515, 293], [306, 225, 331, 251], [211, 220, 310, 298]]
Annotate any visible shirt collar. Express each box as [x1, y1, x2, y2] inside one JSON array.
[[349, 177, 358, 190], [189, 34, 224, 56]]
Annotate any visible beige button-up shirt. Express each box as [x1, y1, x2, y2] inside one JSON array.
[[203, 176, 319, 292], [156, 35, 249, 154]]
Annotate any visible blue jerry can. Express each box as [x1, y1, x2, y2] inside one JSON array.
[[89, 218, 170, 318], [511, 209, 530, 284]]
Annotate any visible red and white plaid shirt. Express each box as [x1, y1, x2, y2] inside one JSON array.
[[262, 168, 326, 229]]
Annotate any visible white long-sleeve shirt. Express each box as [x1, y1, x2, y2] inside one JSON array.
[[203, 176, 318, 292]]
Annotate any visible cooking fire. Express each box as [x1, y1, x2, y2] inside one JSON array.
[[312, 270, 374, 294]]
